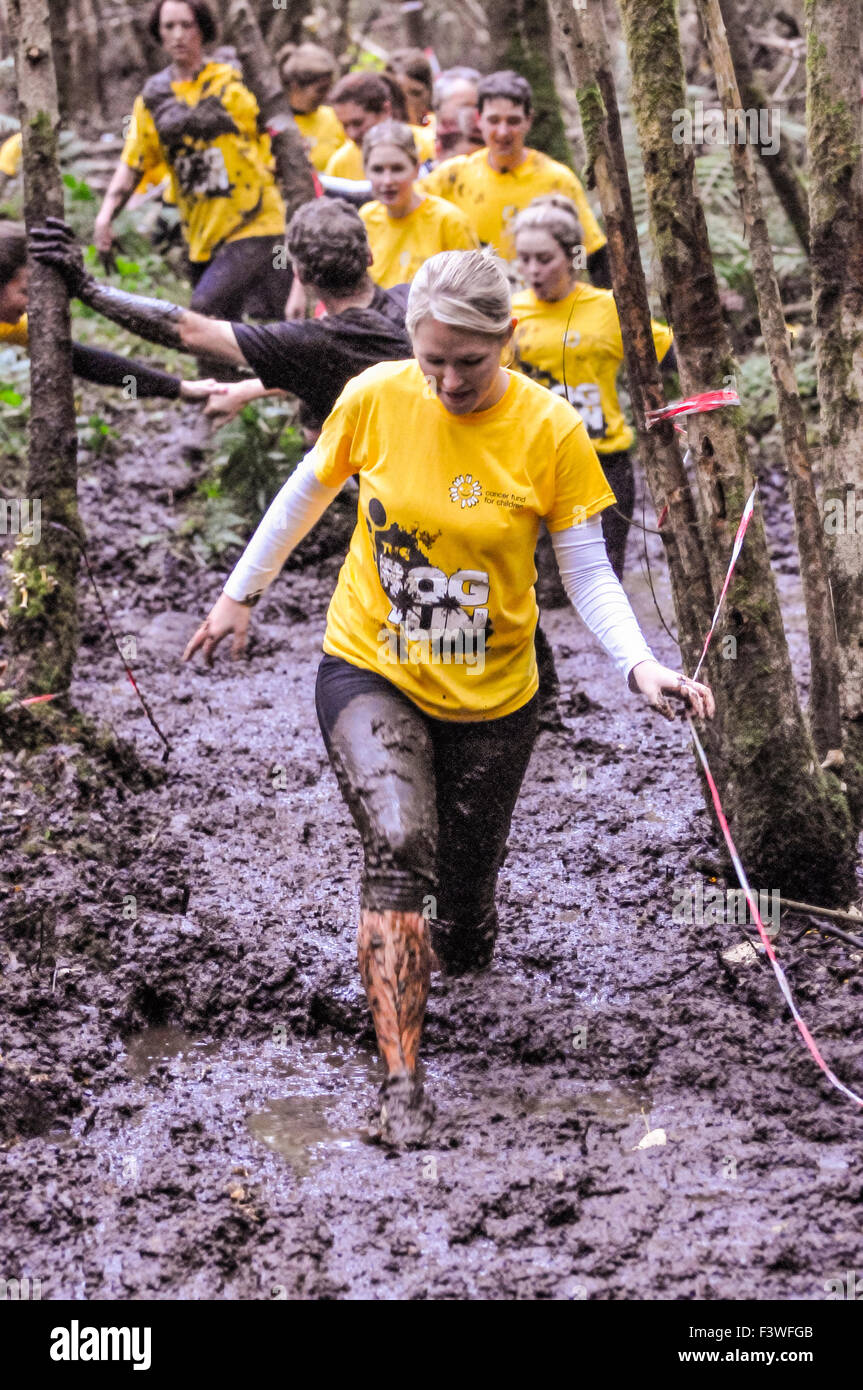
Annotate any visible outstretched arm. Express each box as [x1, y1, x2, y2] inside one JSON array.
[[29, 218, 246, 367], [94, 161, 138, 254]]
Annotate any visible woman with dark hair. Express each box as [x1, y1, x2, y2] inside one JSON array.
[[0, 221, 219, 402], [277, 42, 345, 173], [30, 203, 412, 440], [93, 0, 289, 321], [385, 48, 434, 129], [176, 248, 713, 1144], [325, 71, 435, 182]]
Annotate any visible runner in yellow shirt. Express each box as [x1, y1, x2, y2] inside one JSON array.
[[0, 131, 22, 182], [325, 71, 435, 182], [421, 70, 610, 285], [182, 249, 713, 1143], [277, 42, 346, 173], [94, 0, 288, 320], [359, 122, 477, 288], [513, 195, 674, 576]]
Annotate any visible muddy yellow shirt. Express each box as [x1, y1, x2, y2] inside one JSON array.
[[121, 62, 285, 263], [0, 131, 22, 177], [312, 358, 615, 720], [325, 123, 436, 180], [512, 285, 673, 453], [420, 147, 605, 260], [0, 314, 28, 347], [295, 105, 346, 172], [360, 193, 479, 287]]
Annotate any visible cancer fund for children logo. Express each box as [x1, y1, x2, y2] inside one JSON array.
[[449, 474, 483, 509]]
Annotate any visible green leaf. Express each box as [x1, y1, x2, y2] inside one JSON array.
[[0, 386, 22, 405]]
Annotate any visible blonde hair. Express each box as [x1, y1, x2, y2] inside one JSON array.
[[406, 250, 513, 337], [362, 120, 419, 167], [512, 194, 584, 260]]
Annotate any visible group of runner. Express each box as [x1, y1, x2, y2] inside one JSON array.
[[6, 0, 715, 1145]]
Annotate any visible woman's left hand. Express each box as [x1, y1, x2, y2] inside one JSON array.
[[628, 659, 715, 721]]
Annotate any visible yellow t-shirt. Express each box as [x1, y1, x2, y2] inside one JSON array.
[[512, 284, 673, 454], [120, 62, 285, 263], [0, 131, 22, 177], [312, 358, 616, 721], [0, 314, 28, 347], [360, 192, 479, 288], [294, 105, 346, 172], [325, 123, 436, 180], [421, 146, 605, 260]]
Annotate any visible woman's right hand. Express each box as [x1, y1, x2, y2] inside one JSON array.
[[182, 593, 252, 667], [203, 380, 254, 425]]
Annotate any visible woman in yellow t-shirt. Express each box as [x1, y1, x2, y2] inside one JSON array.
[[325, 71, 435, 182], [94, 0, 288, 320], [359, 122, 477, 288], [513, 195, 675, 577], [277, 42, 346, 174], [183, 249, 712, 1144]]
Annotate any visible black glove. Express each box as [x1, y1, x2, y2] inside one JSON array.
[[28, 217, 91, 297]]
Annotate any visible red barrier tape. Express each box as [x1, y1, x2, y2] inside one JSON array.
[[682, 480, 863, 1107]]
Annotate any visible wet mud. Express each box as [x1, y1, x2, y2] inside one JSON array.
[[2, 400, 862, 1300]]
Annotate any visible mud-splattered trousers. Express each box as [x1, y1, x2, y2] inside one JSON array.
[[315, 654, 539, 973]]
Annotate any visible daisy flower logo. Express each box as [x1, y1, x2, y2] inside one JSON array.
[[449, 474, 482, 509]]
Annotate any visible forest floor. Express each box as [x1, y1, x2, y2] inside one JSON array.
[[2, 392, 863, 1302]]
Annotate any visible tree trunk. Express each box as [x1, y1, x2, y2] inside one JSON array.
[[485, 0, 573, 166], [616, 0, 855, 904], [697, 0, 841, 761], [2, 0, 80, 701], [717, 0, 809, 252], [222, 0, 316, 220], [547, 0, 715, 686], [805, 0, 863, 819]]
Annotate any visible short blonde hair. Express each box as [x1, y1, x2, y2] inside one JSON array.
[[362, 120, 419, 167], [406, 250, 512, 337]]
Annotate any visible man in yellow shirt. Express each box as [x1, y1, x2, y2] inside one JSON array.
[[94, 0, 288, 320], [421, 70, 610, 285], [325, 71, 435, 182]]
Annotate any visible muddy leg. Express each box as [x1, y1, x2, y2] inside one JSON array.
[[357, 908, 431, 1076]]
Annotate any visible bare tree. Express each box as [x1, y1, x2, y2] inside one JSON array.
[[805, 0, 863, 817], [2, 0, 80, 703]]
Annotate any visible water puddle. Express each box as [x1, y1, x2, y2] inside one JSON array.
[[487, 1082, 649, 1122], [125, 1025, 220, 1079], [246, 1096, 362, 1177]]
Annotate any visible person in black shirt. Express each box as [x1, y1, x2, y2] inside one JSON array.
[[30, 200, 413, 440]]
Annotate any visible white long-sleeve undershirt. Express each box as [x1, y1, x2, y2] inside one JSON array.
[[223, 456, 654, 683]]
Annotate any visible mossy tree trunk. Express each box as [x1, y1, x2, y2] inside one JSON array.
[[615, 0, 855, 904], [484, 0, 573, 166], [698, 0, 841, 761], [3, 0, 80, 700], [222, 0, 316, 220], [805, 0, 863, 817], [717, 0, 810, 252]]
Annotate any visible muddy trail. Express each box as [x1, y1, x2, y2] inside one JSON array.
[[2, 397, 862, 1302]]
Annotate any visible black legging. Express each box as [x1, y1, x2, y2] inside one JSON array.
[[315, 653, 539, 973], [188, 234, 291, 320]]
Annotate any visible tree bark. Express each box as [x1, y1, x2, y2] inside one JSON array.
[[616, 0, 855, 903], [717, 0, 809, 252], [2, 0, 80, 701], [547, 0, 715, 685], [222, 0, 316, 221], [805, 0, 863, 818], [485, 0, 573, 166], [697, 0, 841, 760]]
